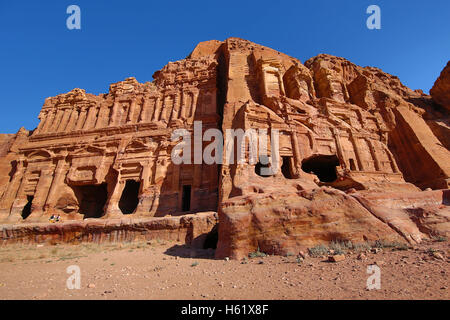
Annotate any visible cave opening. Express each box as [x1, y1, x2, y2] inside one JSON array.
[[119, 180, 140, 214], [255, 155, 273, 178], [203, 224, 219, 249], [281, 156, 295, 179], [182, 185, 191, 212], [21, 195, 33, 219], [72, 183, 108, 219], [302, 155, 340, 182]]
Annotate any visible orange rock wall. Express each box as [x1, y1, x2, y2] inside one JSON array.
[[0, 38, 448, 257]]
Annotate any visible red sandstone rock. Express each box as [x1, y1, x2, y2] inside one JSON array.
[[329, 254, 345, 262], [215, 186, 406, 260], [0, 211, 217, 246], [431, 61, 450, 111], [0, 38, 448, 257]]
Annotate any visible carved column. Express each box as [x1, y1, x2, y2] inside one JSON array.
[[333, 129, 347, 169], [385, 147, 400, 173], [49, 109, 65, 132], [180, 91, 188, 120], [349, 133, 365, 171], [277, 72, 286, 96], [95, 105, 109, 128], [43, 159, 68, 212], [188, 91, 199, 124], [83, 106, 98, 130], [191, 164, 202, 211], [41, 109, 56, 133], [139, 98, 149, 123], [160, 96, 169, 122], [172, 163, 180, 192], [141, 161, 152, 191], [35, 111, 48, 134], [127, 99, 137, 124], [367, 139, 381, 171], [103, 170, 125, 217], [171, 92, 181, 121], [152, 96, 162, 121], [65, 108, 79, 132], [30, 168, 54, 217], [57, 108, 72, 132], [8, 165, 31, 220], [109, 100, 120, 126], [149, 156, 169, 215], [291, 130, 303, 175], [75, 106, 87, 130], [0, 160, 25, 216]]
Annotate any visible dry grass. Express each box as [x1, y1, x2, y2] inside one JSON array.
[[0, 239, 173, 263], [307, 240, 410, 257]]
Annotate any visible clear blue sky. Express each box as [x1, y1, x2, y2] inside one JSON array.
[[0, 0, 449, 133]]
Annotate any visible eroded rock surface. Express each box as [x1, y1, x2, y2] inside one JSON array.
[[0, 38, 448, 255], [431, 61, 450, 111]]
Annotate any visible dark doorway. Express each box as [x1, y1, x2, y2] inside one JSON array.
[[255, 155, 273, 177], [281, 156, 294, 179], [302, 155, 340, 182], [182, 185, 191, 212], [72, 183, 108, 219], [21, 195, 33, 219], [119, 180, 140, 214], [203, 224, 219, 249]]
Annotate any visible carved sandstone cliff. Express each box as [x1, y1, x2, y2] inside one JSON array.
[[431, 61, 450, 112], [0, 38, 449, 256]]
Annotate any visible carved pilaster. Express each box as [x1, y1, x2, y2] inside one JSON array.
[[49, 109, 65, 132], [0, 160, 25, 215], [65, 108, 79, 131], [57, 108, 72, 132], [41, 109, 56, 133], [152, 96, 162, 121], [109, 100, 120, 126], [83, 106, 98, 130], [125, 99, 136, 124], [75, 107, 87, 130], [44, 159, 68, 212], [350, 133, 365, 171]]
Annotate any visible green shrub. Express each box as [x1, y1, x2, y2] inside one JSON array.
[[249, 247, 267, 258], [308, 244, 329, 257]]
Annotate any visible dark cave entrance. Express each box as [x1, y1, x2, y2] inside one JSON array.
[[182, 185, 191, 212], [21, 195, 33, 219], [119, 180, 140, 214], [72, 183, 108, 219], [302, 155, 340, 182], [281, 156, 295, 179], [203, 224, 219, 249], [255, 155, 273, 178]]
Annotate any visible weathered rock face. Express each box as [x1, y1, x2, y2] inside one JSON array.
[[215, 186, 406, 260], [0, 211, 218, 246], [0, 56, 220, 223], [0, 38, 449, 256], [431, 61, 450, 111]]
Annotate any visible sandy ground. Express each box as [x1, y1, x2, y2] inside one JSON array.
[[0, 239, 448, 300]]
